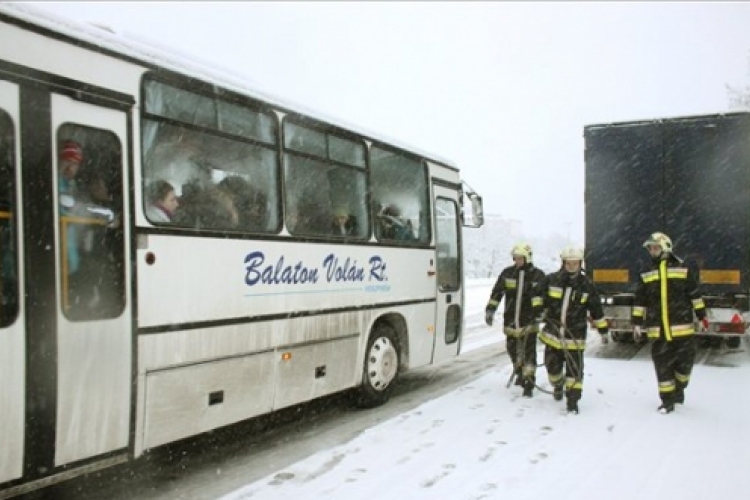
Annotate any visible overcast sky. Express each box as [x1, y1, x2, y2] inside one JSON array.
[[26, 1, 750, 242]]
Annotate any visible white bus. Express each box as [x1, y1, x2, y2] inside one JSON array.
[[0, 3, 484, 497]]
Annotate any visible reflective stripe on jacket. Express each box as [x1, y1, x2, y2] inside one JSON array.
[[631, 254, 706, 342], [486, 263, 546, 329], [540, 269, 607, 349]]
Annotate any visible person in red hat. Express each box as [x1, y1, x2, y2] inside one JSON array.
[[58, 140, 85, 305], [58, 140, 85, 217], [59, 140, 83, 187]]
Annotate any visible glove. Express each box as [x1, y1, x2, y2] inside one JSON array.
[[699, 318, 709, 332], [632, 326, 642, 342], [600, 332, 610, 345], [485, 309, 495, 326]]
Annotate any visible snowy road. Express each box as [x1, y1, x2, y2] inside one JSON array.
[[20, 281, 750, 500]]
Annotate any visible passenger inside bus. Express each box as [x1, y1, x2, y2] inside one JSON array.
[[58, 140, 86, 301], [83, 170, 121, 228], [173, 179, 239, 230], [377, 204, 414, 241], [286, 206, 310, 235], [217, 176, 267, 231], [145, 179, 179, 224], [0, 115, 16, 324], [0, 210, 15, 325], [330, 207, 357, 236], [287, 200, 329, 236], [0, 155, 16, 326], [58, 140, 84, 213], [77, 169, 124, 317]]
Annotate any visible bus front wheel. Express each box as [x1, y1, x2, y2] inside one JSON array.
[[356, 324, 400, 408]]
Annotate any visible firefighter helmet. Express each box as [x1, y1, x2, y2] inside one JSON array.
[[560, 245, 584, 261], [642, 232, 672, 253], [510, 242, 533, 263]]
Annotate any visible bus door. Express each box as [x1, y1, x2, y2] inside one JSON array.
[[27, 92, 131, 473], [431, 187, 462, 362], [0, 79, 24, 485]]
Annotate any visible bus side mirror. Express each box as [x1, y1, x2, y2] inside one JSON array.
[[465, 192, 484, 228]]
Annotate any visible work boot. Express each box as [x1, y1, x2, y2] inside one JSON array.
[[522, 380, 534, 398], [514, 368, 523, 386], [675, 388, 685, 405], [658, 402, 675, 414], [566, 399, 579, 414], [553, 384, 564, 401]]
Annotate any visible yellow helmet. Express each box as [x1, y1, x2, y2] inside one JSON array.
[[510, 242, 533, 263], [643, 232, 672, 253], [560, 245, 584, 261]]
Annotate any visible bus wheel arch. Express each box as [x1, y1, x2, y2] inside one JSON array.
[[355, 316, 407, 408]]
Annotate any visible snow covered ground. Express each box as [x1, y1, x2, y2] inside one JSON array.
[[218, 280, 750, 500]]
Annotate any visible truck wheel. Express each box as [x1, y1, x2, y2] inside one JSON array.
[[726, 337, 741, 349], [355, 324, 400, 408]]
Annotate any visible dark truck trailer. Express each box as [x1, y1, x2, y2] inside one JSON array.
[[584, 111, 750, 347]]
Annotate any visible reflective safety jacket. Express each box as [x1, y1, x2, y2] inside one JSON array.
[[486, 263, 546, 333], [631, 254, 706, 341], [539, 269, 608, 351]]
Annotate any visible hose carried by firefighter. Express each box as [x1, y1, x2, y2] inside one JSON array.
[[505, 323, 551, 393], [544, 318, 585, 393]]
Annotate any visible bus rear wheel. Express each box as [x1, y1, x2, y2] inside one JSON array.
[[356, 324, 400, 408]]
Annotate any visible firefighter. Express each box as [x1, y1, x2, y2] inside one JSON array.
[[632, 232, 708, 414], [539, 246, 609, 414], [485, 242, 546, 397]]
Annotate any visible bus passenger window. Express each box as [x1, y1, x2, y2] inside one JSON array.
[[371, 145, 430, 245], [141, 78, 280, 235], [57, 124, 126, 321], [282, 120, 368, 239], [0, 109, 18, 327]]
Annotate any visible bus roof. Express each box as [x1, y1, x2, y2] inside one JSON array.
[[1, 2, 457, 169]]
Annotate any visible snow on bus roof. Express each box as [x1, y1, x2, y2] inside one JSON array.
[[1, 2, 456, 169]]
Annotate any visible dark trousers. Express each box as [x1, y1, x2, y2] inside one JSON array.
[[507, 333, 538, 386], [652, 336, 697, 405], [545, 346, 585, 403]]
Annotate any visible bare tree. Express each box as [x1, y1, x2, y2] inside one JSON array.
[[727, 50, 750, 110], [463, 213, 566, 279]]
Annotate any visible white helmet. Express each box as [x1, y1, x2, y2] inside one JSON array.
[[643, 232, 672, 253], [510, 242, 533, 263], [560, 245, 584, 261]]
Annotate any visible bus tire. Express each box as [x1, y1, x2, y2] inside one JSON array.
[[356, 324, 400, 408]]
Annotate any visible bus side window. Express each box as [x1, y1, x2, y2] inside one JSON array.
[[57, 124, 126, 321], [283, 121, 368, 239], [142, 79, 280, 234], [0, 109, 18, 327], [370, 146, 430, 245]]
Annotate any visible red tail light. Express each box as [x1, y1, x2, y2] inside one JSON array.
[[718, 314, 746, 333]]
